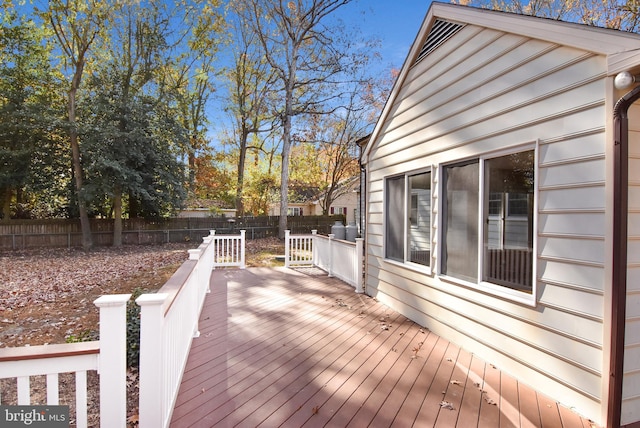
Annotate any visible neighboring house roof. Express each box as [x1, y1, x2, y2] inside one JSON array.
[[287, 183, 322, 203], [362, 2, 640, 162], [278, 177, 360, 205], [312, 175, 360, 205]]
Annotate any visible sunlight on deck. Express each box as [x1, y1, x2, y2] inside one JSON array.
[[170, 267, 597, 428]]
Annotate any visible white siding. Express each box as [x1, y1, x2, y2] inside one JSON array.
[[365, 23, 607, 422], [622, 102, 640, 425]]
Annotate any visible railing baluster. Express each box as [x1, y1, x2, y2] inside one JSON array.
[[76, 370, 88, 428], [17, 376, 29, 404], [46, 373, 59, 404]]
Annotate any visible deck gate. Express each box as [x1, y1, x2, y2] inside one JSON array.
[[211, 230, 246, 268]]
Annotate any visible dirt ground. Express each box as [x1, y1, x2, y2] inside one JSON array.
[[0, 237, 285, 426]]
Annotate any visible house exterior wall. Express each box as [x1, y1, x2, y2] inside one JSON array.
[[269, 189, 359, 225], [624, 102, 640, 425], [365, 23, 610, 423], [325, 190, 359, 225], [268, 202, 315, 217]]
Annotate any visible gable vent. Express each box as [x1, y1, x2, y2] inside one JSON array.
[[414, 19, 464, 65]]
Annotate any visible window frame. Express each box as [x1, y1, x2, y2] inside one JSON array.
[[439, 143, 538, 306], [287, 207, 303, 216], [384, 168, 433, 273], [330, 206, 347, 215]]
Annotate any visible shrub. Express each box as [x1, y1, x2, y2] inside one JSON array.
[[126, 287, 147, 368]]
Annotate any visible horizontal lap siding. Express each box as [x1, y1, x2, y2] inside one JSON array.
[[623, 103, 640, 425], [365, 24, 606, 422]]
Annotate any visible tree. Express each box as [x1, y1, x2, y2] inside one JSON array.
[[462, 0, 640, 32], [192, 151, 236, 207], [0, 13, 60, 221], [82, 1, 188, 245], [42, 0, 115, 249], [224, 0, 278, 217], [287, 59, 394, 219], [241, 0, 359, 238], [81, 66, 187, 243], [166, 1, 224, 194]]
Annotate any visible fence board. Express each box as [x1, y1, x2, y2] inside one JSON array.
[[0, 216, 343, 250]]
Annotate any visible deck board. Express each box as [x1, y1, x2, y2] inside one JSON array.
[[170, 267, 598, 428]]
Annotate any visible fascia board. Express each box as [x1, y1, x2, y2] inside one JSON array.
[[362, 2, 640, 163]]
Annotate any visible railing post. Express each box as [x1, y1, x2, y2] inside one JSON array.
[[240, 230, 246, 269], [355, 238, 364, 293], [203, 236, 213, 293], [285, 230, 291, 268], [210, 230, 217, 268], [188, 248, 201, 260], [137, 293, 168, 428], [94, 294, 131, 428], [328, 233, 335, 278], [311, 230, 318, 266]]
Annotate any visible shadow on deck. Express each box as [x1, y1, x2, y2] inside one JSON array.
[[171, 267, 597, 427]]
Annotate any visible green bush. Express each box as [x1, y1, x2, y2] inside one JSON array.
[[64, 289, 145, 368], [126, 287, 147, 368], [65, 329, 98, 343]]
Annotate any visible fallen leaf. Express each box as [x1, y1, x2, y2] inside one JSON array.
[[484, 396, 497, 405], [450, 380, 462, 386], [440, 401, 455, 410]]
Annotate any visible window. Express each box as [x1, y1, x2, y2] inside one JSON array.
[[385, 170, 431, 267], [385, 176, 405, 262], [441, 149, 535, 296], [330, 206, 347, 215], [441, 160, 479, 283], [287, 207, 303, 216]]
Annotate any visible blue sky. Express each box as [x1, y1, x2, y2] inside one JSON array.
[[210, 1, 433, 141], [339, 1, 432, 70]]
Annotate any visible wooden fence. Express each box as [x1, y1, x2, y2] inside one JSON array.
[[2, 229, 364, 427], [0, 216, 344, 250]]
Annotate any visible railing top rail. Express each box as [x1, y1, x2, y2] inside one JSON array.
[[156, 259, 198, 316], [0, 341, 99, 363]]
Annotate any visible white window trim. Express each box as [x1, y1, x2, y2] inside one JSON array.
[[438, 142, 538, 307]]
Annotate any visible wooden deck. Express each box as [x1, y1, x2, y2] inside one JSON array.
[[171, 267, 597, 428]]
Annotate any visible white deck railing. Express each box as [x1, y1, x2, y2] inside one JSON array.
[[1, 228, 362, 428], [0, 294, 130, 428], [285, 230, 364, 293], [211, 229, 246, 268], [136, 229, 239, 428]]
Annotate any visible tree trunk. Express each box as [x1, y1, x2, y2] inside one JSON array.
[[113, 184, 123, 247], [129, 191, 140, 218], [68, 85, 93, 250], [278, 115, 292, 239], [1, 187, 11, 222], [188, 142, 196, 194], [236, 131, 248, 217]]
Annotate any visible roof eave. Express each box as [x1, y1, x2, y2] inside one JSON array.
[[362, 2, 640, 163]]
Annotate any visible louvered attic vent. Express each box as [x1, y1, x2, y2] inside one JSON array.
[[414, 19, 464, 65]]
